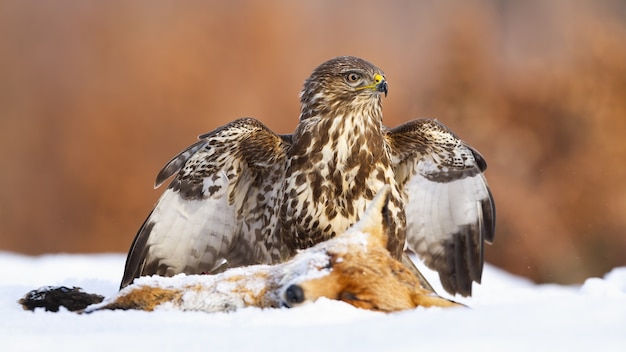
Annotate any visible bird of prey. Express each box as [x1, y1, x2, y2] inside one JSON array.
[[120, 56, 495, 297]]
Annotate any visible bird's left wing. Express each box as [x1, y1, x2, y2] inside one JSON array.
[[120, 118, 290, 288], [386, 119, 495, 297]]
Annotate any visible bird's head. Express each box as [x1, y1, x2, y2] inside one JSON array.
[[299, 56, 387, 121]]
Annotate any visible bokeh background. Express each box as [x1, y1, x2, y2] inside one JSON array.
[[2, 0, 626, 285]]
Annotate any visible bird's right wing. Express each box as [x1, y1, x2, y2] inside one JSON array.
[[120, 118, 290, 288]]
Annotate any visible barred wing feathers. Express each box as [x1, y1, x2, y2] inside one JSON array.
[[120, 118, 289, 288], [387, 119, 495, 296]]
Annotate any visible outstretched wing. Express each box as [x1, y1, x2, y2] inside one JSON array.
[[120, 118, 290, 288], [387, 119, 495, 296]]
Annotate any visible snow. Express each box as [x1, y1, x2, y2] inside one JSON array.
[[1, 251, 625, 352]]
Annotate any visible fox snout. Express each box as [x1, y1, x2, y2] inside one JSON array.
[[282, 284, 306, 307]]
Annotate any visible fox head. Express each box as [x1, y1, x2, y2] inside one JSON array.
[[279, 186, 459, 312]]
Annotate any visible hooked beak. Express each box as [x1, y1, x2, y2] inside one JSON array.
[[374, 73, 388, 97], [356, 73, 388, 97]]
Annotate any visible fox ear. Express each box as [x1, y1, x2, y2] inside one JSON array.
[[350, 186, 391, 248]]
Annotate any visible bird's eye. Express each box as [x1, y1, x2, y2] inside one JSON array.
[[345, 72, 361, 83]]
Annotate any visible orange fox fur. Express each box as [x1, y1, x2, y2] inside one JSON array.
[[21, 187, 459, 313]]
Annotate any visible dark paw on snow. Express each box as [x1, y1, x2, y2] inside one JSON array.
[[19, 286, 104, 312]]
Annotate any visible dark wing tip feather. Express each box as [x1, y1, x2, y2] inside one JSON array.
[[434, 186, 495, 297], [120, 218, 155, 289], [437, 224, 482, 297], [469, 145, 488, 172], [155, 140, 207, 189], [483, 188, 496, 244]]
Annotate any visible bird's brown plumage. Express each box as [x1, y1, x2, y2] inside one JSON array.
[[120, 56, 495, 297]]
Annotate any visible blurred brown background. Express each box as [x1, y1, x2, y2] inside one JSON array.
[[2, 0, 625, 285]]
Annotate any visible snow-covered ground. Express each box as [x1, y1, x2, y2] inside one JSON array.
[[1, 251, 624, 352]]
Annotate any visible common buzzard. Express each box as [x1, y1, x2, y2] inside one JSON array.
[[120, 56, 495, 297]]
